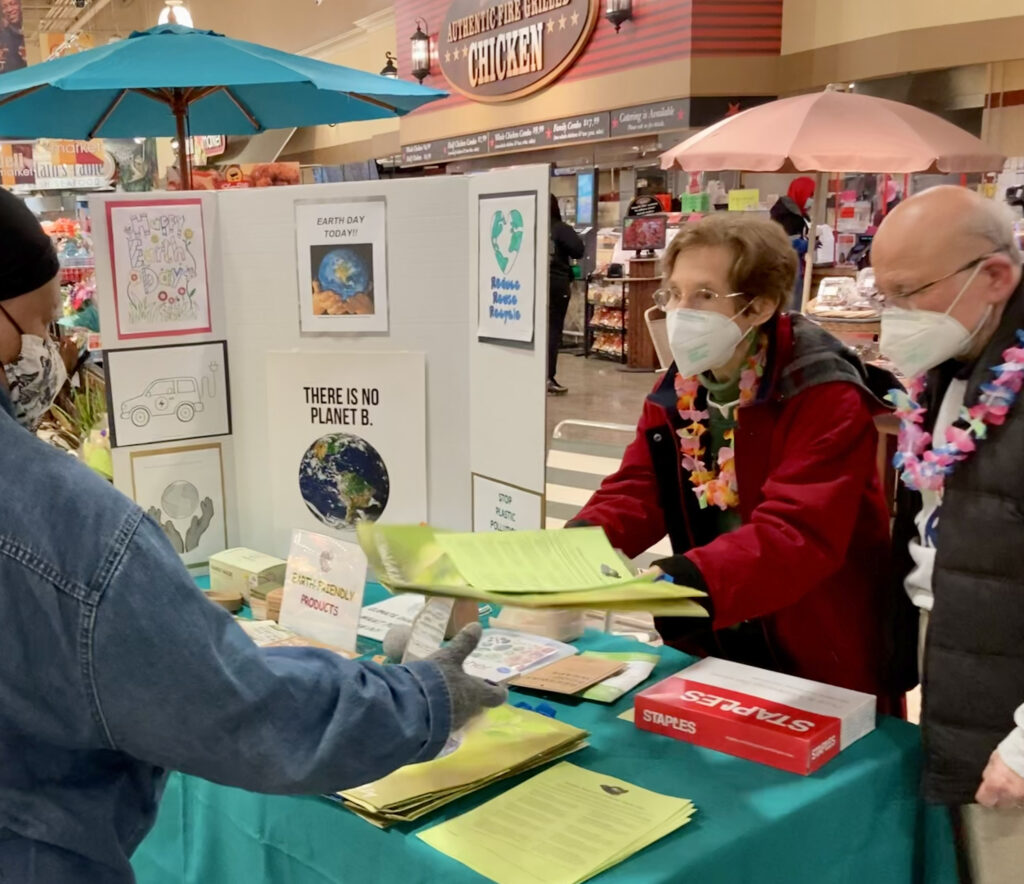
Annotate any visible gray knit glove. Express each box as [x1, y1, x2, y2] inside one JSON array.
[[385, 622, 507, 731], [430, 623, 507, 730]]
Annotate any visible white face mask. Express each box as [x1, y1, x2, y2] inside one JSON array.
[[666, 307, 752, 378], [1, 300, 68, 431], [879, 262, 989, 378]]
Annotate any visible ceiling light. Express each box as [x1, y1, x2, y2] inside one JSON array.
[[158, 1, 194, 28]]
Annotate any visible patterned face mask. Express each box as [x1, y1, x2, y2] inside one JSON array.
[[1, 305, 67, 431]]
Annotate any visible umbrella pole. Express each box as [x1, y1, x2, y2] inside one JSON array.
[[172, 89, 191, 190], [801, 170, 829, 312]]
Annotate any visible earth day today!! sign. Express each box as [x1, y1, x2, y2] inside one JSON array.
[[477, 192, 537, 343]]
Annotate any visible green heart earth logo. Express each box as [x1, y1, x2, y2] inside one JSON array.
[[490, 209, 524, 274]]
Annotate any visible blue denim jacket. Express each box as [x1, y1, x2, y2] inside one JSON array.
[[0, 389, 451, 883]]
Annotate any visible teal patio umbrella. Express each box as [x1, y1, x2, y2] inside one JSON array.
[[0, 24, 446, 187]]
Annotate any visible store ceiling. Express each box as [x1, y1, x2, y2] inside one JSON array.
[[22, 0, 394, 56], [22, 0, 147, 45]]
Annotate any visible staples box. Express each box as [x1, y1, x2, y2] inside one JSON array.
[[209, 548, 287, 603], [634, 658, 875, 775]]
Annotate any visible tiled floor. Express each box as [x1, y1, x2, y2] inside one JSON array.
[[546, 349, 657, 441]]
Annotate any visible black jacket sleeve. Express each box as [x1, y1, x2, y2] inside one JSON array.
[[553, 222, 586, 260]]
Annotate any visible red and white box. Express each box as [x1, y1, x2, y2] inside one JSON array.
[[633, 658, 876, 775]]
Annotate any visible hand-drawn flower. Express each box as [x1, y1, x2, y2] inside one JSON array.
[[184, 229, 194, 240]]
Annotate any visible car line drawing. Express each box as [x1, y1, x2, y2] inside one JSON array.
[[121, 377, 206, 428]]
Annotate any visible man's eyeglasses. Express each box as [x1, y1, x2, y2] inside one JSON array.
[[877, 252, 997, 308], [653, 286, 747, 310]]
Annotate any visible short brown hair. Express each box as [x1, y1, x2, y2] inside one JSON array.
[[663, 213, 797, 315]]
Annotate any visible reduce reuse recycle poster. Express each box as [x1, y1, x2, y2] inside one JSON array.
[[477, 192, 537, 343]]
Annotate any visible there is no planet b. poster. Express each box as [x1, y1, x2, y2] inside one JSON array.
[[265, 351, 426, 542]]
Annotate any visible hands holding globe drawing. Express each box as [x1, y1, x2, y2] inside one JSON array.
[[148, 495, 215, 555]]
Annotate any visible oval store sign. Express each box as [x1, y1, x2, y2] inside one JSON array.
[[439, 0, 598, 103]]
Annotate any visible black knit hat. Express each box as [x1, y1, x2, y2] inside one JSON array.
[[0, 187, 60, 302]]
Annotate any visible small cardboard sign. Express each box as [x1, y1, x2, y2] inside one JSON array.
[[727, 189, 760, 211], [279, 530, 366, 652], [511, 655, 624, 695]]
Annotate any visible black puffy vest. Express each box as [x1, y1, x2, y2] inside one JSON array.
[[895, 282, 1024, 804]]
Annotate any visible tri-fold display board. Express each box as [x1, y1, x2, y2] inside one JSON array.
[[93, 166, 550, 569]]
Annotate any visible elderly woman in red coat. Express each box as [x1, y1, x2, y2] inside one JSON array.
[[572, 214, 916, 713]]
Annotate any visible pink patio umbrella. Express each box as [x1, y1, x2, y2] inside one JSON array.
[[660, 88, 1005, 308], [660, 89, 1005, 174]]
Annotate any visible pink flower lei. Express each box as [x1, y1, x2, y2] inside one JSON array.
[[674, 337, 767, 511], [885, 329, 1024, 493]]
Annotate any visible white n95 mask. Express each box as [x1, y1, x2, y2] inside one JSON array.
[[879, 262, 989, 378], [666, 308, 750, 378]]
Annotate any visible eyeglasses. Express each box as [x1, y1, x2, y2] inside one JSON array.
[[876, 252, 997, 308], [653, 286, 747, 310]]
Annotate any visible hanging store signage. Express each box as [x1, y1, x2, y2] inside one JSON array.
[[490, 112, 609, 152], [439, 0, 598, 103], [611, 101, 690, 135], [0, 139, 115, 190]]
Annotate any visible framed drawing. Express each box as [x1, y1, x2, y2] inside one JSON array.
[[295, 199, 390, 333], [105, 341, 231, 448], [106, 199, 212, 343], [128, 441, 228, 569]]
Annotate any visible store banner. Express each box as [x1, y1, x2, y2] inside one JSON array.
[[279, 530, 367, 652], [0, 139, 115, 190], [438, 0, 598, 102], [477, 191, 537, 344], [611, 101, 689, 135], [0, 0, 25, 73]]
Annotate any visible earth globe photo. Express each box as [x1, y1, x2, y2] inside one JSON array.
[[317, 246, 373, 302], [298, 433, 390, 529]]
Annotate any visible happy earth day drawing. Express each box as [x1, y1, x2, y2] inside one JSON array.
[[107, 199, 213, 342]]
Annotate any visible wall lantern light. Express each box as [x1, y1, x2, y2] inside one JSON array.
[[410, 19, 431, 83], [605, 0, 632, 32]]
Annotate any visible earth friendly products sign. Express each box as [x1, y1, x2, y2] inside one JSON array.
[[439, 0, 598, 102], [478, 192, 537, 342]]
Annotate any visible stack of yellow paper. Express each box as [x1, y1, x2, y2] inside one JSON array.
[[357, 523, 709, 618], [336, 705, 589, 828], [418, 761, 696, 884]]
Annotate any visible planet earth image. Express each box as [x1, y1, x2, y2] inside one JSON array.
[[490, 208, 524, 274], [316, 246, 373, 301], [161, 480, 200, 520], [298, 433, 390, 529]]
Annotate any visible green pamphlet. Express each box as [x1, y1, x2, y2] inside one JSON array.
[[356, 523, 709, 616], [418, 761, 696, 884], [337, 705, 589, 827]]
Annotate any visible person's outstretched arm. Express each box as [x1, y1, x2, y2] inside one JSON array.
[[89, 511, 490, 795]]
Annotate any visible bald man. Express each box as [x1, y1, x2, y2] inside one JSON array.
[[874, 185, 1024, 883]]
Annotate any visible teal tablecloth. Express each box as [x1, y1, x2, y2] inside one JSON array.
[[133, 584, 957, 883]]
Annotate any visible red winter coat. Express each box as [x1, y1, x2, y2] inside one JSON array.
[[573, 314, 917, 710]]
